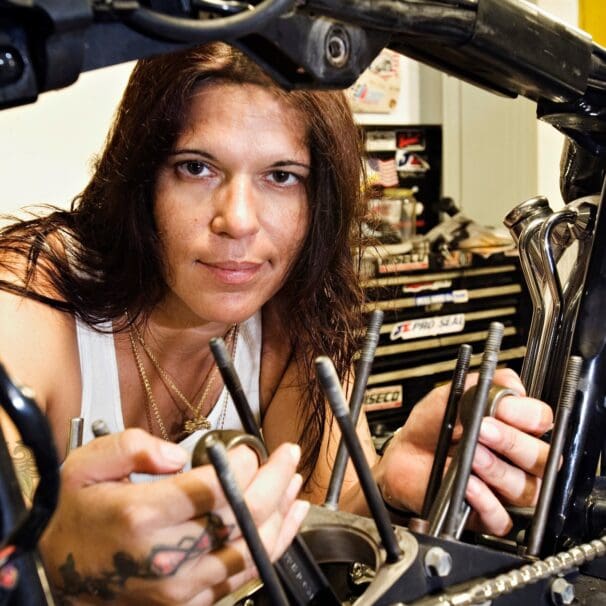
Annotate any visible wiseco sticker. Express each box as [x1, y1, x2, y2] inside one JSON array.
[[390, 313, 465, 341], [364, 385, 403, 411]]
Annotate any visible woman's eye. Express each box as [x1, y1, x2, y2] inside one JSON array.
[[177, 160, 211, 177], [267, 170, 300, 186]]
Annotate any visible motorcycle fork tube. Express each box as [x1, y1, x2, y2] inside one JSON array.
[[543, 179, 606, 553]]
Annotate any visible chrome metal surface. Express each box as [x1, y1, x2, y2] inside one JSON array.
[[505, 195, 597, 401]]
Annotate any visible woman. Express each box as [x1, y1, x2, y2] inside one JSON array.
[[0, 42, 551, 604]]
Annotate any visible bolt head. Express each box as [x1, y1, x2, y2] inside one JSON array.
[[0, 47, 24, 86], [551, 577, 575, 605], [424, 546, 452, 577]]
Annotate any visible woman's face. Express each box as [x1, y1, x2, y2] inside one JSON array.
[[153, 82, 310, 326]]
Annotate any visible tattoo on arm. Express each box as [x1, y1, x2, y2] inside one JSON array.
[[11, 440, 38, 502], [54, 512, 233, 604]]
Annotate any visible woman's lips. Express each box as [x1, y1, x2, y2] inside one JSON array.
[[198, 260, 263, 285]]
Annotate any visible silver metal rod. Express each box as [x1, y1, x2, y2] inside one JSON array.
[[66, 417, 84, 455], [441, 323, 504, 539], [421, 344, 472, 520], [525, 209, 577, 398], [525, 355, 582, 556], [209, 337, 261, 440], [316, 355, 402, 563], [324, 309, 383, 510], [204, 433, 290, 606]]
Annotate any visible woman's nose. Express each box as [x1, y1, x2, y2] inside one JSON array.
[[210, 176, 260, 238]]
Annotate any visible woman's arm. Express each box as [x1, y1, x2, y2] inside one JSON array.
[[261, 351, 378, 507], [263, 350, 552, 537], [0, 290, 307, 604], [41, 431, 307, 605]]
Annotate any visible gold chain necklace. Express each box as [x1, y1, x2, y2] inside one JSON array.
[[128, 323, 239, 440]]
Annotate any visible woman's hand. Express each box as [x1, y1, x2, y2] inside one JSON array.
[[40, 429, 308, 605], [376, 368, 553, 536]]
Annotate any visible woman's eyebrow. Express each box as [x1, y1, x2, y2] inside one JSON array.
[[168, 148, 216, 159], [167, 151, 310, 171], [270, 160, 311, 170]]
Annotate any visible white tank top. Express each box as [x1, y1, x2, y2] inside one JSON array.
[[75, 312, 262, 474]]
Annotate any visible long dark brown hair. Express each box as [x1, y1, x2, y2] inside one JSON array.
[[0, 42, 368, 478]]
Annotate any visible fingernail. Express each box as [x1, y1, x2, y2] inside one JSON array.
[[480, 418, 501, 443], [474, 446, 494, 469], [292, 499, 310, 525], [160, 443, 189, 466], [289, 443, 301, 463]]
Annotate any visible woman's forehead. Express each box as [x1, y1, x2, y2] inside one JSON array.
[[191, 81, 305, 124], [178, 82, 310, 154]]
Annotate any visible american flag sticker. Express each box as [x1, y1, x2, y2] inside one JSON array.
[[377, 158, 399, 187]]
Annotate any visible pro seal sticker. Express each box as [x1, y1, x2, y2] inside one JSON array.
[[389, 313, 465, 341]]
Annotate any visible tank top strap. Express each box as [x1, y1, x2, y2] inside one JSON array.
[[76, 318, 124, 444]]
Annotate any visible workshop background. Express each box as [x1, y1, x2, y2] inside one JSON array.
[[0, 0, 596, 226], [0, 0, 603, 443]]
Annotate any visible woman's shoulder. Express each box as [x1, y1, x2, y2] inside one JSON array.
[[0, 284, 79, 405], [0, 218, 84, 447], [0, 223, 81, 418]]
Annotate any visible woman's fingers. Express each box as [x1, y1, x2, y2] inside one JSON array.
[[102, 441, 300, 529], [268, 499, 310, 560], [212, 452, 304, 544], [62, 428, 190, 487], [465, 475, 513, 536], [84, 444, 261, 535], [237, 443, 301, 526], [495, 395, 553, 435], [478, 416, 550, 476], [91, 444, 305, 605], [53, 434, 305, 605], [472, 443, 541, 506], [158, 497, 309, 604], [187, 495, 309, 606]]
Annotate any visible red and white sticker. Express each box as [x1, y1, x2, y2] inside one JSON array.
[[403, 279, 453, 294], [396, 150, 430, 173], [390, 313, 465, 341], [378, 258, 429, 274]]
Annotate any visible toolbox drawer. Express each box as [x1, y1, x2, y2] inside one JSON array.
[[362, 254, 530, 443]]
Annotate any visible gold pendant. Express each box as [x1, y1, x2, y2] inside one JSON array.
[[183, 417, 212, 434]]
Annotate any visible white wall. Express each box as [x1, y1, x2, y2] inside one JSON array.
[[0, 62, 134, 215], [439, 0, 580, 225], [0, 1, 580, 221], [442, 77, 539, 227]]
